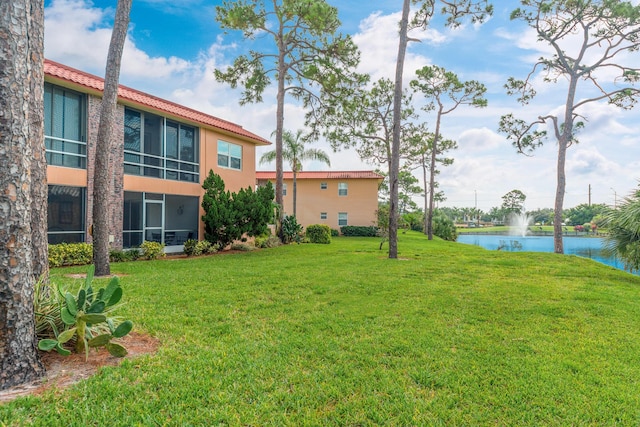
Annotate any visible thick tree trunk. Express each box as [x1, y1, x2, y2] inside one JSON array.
[[29, 0, 49, 283], [389, 0, 411, 259], [93, 0, 132, 276], [0, 0, 46, 390]]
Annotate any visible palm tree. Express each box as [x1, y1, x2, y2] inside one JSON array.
[[603, 188, 640, 273], [260, 129, 331, 217]]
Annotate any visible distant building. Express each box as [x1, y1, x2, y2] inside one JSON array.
[[44, 59, 270, 249], [256, 171, 383, 231]]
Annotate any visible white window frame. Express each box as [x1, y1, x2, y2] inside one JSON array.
[[320, 182, 328, 190], [338, 182, 348, 196], [338, 212, 348, 226], [283, 183, 287, 196], [217, 140, 242, 171], [320, 212, 327, 220]]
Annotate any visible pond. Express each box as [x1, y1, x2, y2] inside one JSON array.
[[456, 234, 634, 275]]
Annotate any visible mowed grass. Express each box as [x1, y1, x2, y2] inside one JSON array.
[[3, 231, 640, 426]]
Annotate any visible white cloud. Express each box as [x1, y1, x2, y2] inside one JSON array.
[[45, 0, 190, 79], [567, 148, 618, 176], [458, 127, 504, 151]]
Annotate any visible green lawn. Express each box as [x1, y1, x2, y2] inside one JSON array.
[[3, 231, 640, 426]]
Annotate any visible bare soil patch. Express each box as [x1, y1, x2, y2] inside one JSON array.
[[0, 332, 160, 404]]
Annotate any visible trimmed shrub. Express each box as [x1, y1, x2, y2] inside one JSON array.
[[255, 234, 281, 248], [109, 249, 128, 263], [230, 242, 255, 251], [196, 240, 217, 255], [125, 248, 140, 261], [330, 228, 339, 237], [306, 224, 332, 244], [48, 242, 93, 267], [340, 225, 379, 237], [183, 239, 198, 256], [140, 241, 165, 260]]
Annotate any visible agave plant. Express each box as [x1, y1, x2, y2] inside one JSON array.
[[38, 265, 133, 359]]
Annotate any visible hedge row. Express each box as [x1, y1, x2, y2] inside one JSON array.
[[48, 242, 165, 267], [340, 225, 380, 237]]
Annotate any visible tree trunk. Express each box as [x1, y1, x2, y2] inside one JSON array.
[[293, 170, 297, 218], [275, 28, 286, 240], [427, 110, 442, 240], [553, 139, 568, 254], [0, 0, 46, 390], [93, 0, 132, 276], [29, 0, 49, 283], [553, 74, 578, 254], [422, 153, 428, 235], [389, 0, 411, 259]]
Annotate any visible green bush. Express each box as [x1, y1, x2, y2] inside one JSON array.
[[255, 234, 281, 248], [201, 171, 275, 248], [195, 240, 217, 256], [230, 242, 255, 251], [433, 209, 457, 241], [108, 248, 141, 263], [125, 248, 140, 261], [330, 228, 339, 237], [37, 265, 133, 359], [139, 241, 165, 260], [340, 226, 379, 237], [282, 215, 303, 244], [184, 239, 218, 256], [306, 224, 332, 244], [48, 242, 93, 267], [183, 239, 198, 256]]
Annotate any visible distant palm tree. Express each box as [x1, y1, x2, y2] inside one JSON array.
[[260, 129, 331, 217], [603, 189, 640, 273]]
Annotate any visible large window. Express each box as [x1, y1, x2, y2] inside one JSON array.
[[124, 108, 199, 182], [217, 140, 242, 170], [123, 191, 199, 248], [44, 84, 86, 169], [338, 212, 348, 226], [338, 182, 348, 196], [48, 185, 86, 244]]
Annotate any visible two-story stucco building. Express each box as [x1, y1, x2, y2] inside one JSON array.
[[255, 171, 383, 231], [45, 59, 269, 250]]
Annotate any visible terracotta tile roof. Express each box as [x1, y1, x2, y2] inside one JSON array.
[[44, 59, 270, 145], [256, 171, 384, 180]]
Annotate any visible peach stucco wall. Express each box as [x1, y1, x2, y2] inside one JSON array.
[[201, 129, 257, 192], [46, 99, 265, 245], [275, 177, 380, 230]]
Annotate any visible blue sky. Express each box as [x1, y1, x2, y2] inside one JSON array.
[[43, 0, 640, 211]]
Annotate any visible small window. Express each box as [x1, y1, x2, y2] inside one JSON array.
[[320, 212, 327, 220], [217, 140, 242, 170], [338, 182, 348, 196], [282, 183, 287, 196], [320, 182, 328, 190], [338, 212, 348, 226]]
